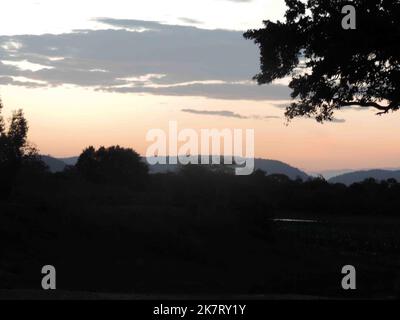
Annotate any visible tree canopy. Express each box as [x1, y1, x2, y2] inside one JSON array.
[[0, 98, 44, 198], [76, 145, 149, 188], [244, 0, 400, 122], [1, 101, 30, 164]]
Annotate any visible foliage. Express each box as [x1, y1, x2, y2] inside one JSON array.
[[244, 0, 400, 122], [0, 99, 45, 198], [76, 145, 149, 188], [4, 162, 400, 297]]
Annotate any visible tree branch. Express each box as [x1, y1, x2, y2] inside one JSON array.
[[339, 101, 388, 110], [339, 101, 399, 115]]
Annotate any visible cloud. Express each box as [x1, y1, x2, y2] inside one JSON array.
[[0, 76, 13, 85], [330, 118, 346, 123], [182, 109, 246, 119], [271, 101, 368, 114], [178, 17, 203, 25], [298, 116, 346, 124], [0, 19, 291, 101], [181, 108, 281, 120], [270, 101, 291, 109], [0, 75, 47, 88], [95, 18, 164, 30], [341, 105, 373, 112], [101, 82, 291, 100]]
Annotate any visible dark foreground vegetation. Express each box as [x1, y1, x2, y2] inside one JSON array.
[[2, 103, 400, 299], [2, 151, 400, 298]]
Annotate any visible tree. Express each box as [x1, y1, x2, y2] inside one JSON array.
[[76, 145, 149, 188], [244, 0, 400, 122], [0, 98, 43, 198], [178, 156, 235, 177]]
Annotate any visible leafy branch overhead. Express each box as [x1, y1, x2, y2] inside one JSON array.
[[244, 0, 400, 122]]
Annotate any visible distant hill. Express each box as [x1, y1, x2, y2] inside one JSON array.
[[40, 155, 67, 173], [41, 155, 309, 180], [59, 156, 79, 166], [146, 156, 309, 180], [254, 159, 309, 180], [309, 169, 355, 180], [328, 169, 400, 185]]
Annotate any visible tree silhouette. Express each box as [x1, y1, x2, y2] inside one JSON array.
[[244, 0, 400, 122], [76, 145, 149, 188], [0, 99, 42, 198]]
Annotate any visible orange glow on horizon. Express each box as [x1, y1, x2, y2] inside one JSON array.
[[1, 85, 400, 173]]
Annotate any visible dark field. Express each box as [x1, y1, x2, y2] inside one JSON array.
[[2, 169, 400, 299]]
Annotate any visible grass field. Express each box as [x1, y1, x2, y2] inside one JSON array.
[[2, 198, 400, 299]]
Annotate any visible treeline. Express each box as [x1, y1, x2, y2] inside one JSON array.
[[2, 101, 400, 217], [8, 144, 400, 218]]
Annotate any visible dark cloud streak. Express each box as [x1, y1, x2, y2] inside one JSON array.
[[181, 108, 281, 120], [178, 17, 203, 24]]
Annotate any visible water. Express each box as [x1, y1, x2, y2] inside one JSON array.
[[272, 218, 317, 223]]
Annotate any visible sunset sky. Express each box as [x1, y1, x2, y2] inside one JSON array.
[[1, 0, 400, 174]]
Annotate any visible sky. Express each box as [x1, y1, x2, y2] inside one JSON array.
[[1, 0, 400, 173]]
